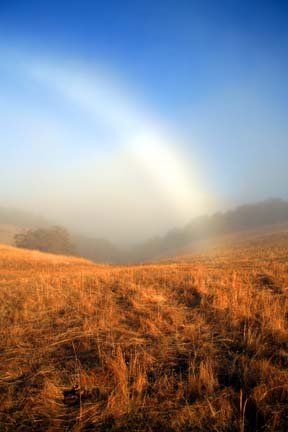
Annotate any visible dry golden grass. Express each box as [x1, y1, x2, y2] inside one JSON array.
[[0, 232, 288, 431]]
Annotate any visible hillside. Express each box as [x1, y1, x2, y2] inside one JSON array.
[[153, 222, 288, 262], [1, 233, 288, 431], [130, 199, 288, 263]]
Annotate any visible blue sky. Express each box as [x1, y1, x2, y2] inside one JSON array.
[[0, 0, 287, 241]]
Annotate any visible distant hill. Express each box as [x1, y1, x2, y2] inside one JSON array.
[[152, 222, 288, 263], [0, 207, 51, 250], [71, 233, 126, 264], [0, 224, 23, 245], [0, 206, 49, 228], [0, 207, 120, 263], [0, 207, 122, 264], [129, 198, 288, 262], [2, 198, 288, 264]]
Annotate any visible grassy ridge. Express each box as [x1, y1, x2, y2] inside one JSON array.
[[0, 235, 288, 431]]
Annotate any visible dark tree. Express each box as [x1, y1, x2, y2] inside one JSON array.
[[14, 226, 77, 256]]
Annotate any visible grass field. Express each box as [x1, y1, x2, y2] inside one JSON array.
[[0, 231, 288, 431]]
